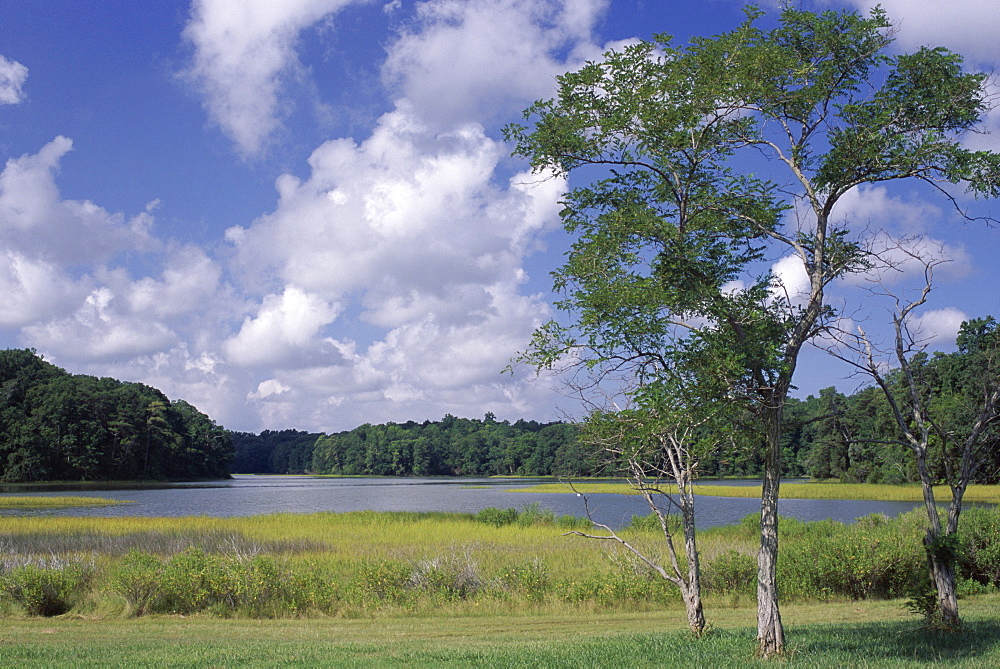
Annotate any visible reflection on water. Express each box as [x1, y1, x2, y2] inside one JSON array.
[[0, 475, 939, 529]]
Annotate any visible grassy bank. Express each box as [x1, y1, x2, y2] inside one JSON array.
[[1, 508, 999, 665], [0, 495, 127, 509], [1, 598, 999, 666], [511, 481, 1000, 504]]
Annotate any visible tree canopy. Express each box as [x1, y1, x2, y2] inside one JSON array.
[[0, 349, 232, 482], [506, 5, 1000, 655]]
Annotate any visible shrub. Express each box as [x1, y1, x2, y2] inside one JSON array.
[[109, 550, 162, 615], [476, 507, 518, 527], [495, 559, 548, 600], [702, 550, 756, 596], [516, 502, 556, 527], [349, 560, 411, 607], [1, 561, 92, 616], [408, 554, 483, 600]]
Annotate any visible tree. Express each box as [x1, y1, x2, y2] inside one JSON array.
[[827, 255, 1000, 629], [571, 369, 738, 636], [506, 6, 1000, 656]]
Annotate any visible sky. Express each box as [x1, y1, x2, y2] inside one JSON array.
[[1, 0, 998, 434]]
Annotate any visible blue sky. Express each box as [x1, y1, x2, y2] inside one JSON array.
[[1, 0, 998, 433]]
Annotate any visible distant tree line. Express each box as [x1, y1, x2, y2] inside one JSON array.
[[232, 334, 999, 483], [0, 349, 233, 482], [231, 414, 593, 477], [778, 331, 1000, 485]]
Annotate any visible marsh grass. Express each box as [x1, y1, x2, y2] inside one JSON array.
[[0, 506, 997, 620], [0, 529, 324, 557], [0, 495, 126, 508], [514, 481, 1000, 503]]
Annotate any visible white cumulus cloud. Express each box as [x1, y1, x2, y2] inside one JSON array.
[[182, 0, 369, 157], [224, 285, 342, 367], [0, 55, 28, 104], [382, 0, 611, 129], [910, 307, 967, 348]]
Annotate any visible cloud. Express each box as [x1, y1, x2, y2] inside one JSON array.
[[23, 287, 179, 361], [218, 100, 566, 430], [0, 55, 28, 104], [770, 255, 811, 306], [825, 185, 972, 285], [382, 0, 610, 129], [224, 285, 342, 367], [227, 102, 564, 306], [910, 307, 967, 347], [837, 1, 1000, 152], [182, 0, 368, 157], [0, 137, 156, 265], [0, 252, 87, 328], [843, 1, 1000, 67]]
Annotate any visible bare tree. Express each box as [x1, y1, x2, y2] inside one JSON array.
[[825, 248, 1000, 628], [569, 391, 733, 636]]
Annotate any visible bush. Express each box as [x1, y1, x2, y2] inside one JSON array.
[[516, 502, 556, 527], [349, 561, 412, 607], [110, 550, 162, 615], [495, 559, 548, 601], [555, 566, 677, 607], [476, 507, 518, 527], [958, 506, 1000, 588], [109, 548, 336, 617], [703, 550, 756, 596], [408, 554, 483, 601], [1, 561, 92, 616]]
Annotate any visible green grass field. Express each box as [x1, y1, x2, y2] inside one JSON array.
[[1, 597, 998, 666]]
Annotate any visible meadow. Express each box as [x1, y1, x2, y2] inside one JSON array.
[[1, 500, 999, 665]]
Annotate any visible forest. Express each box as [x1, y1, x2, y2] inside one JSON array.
[[3, 335, 997, 485], [0, 349, 233, 482], [231, 415, 588, 477], [232, 323, 999, 485]]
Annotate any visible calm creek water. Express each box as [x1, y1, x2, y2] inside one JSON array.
[[0, 475, 932, 529]]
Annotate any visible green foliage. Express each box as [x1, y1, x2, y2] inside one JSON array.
[[0, 349, 233, 482], [555, 565, 679, 608], [230, 429, 322, 474], [110, 550, 162, 616], [2, 507, 1000, 618], [1, 561, 93, 616], [475, 503, 590, 529], [703, 550, 758, 597], [476, 507, 518, 527], [109, 548, 337, 618], [307, 415, 588, 477]]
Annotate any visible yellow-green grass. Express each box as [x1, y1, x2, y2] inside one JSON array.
[[511, 481, 1000, 503], [0, 596, 997, 667], [0, 495, 127, 508], [0, 511, 753, 593]]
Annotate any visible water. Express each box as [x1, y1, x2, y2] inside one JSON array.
[[0, 475, 932, 528]]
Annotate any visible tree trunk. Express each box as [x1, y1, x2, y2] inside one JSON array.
[[915, 456, 962, 629], [680, 580, 706, 636], [925, 532, 961, 629], [757, 416, 785, 657], [681, 480, 705, 636]]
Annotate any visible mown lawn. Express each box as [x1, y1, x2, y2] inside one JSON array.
[[1, 597, 999, 667]]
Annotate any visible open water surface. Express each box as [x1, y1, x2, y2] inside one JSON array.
[[0, 475, 933, 528]]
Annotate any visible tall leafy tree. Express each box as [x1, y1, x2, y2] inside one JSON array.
[[506, 6, 1000, 655]]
